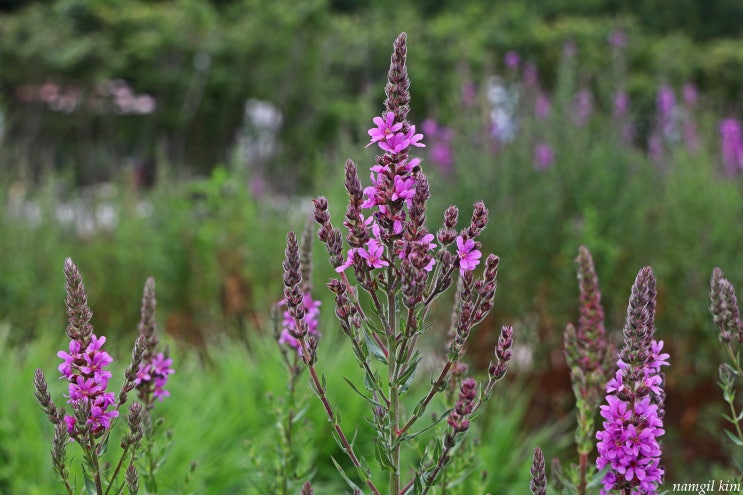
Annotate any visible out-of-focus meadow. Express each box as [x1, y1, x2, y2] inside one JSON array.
[[3, 0, 743, 492]]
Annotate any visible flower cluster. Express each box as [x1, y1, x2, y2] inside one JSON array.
[[596, 267, 669, 494], [135, 352, 174, 401], [719, 118, 743, 176], [279, 291, 322, 350], [333, 104, 482, 281], [53, 258, 122, 438], [58, 334, 119, 436], [133, 277, 174, 406]]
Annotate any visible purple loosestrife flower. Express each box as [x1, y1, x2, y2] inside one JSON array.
[[54, 259, 120, 438], [279, 291, 322, 350], [656, 85, 677, 140], [719, 118, 743, 176], [613, 91, 629, 120], [608, 29, 627, 49], [535, 93, 551, 120], [504, 50, 520, 71], [573, 89, 593, 127], [534, 143, 554, 170], [596, 267, 668, 495], [134, 277, 174, 408], [456, 235, 482, 275], [422, 119, 454, 175], [367, 112, 403, 148]]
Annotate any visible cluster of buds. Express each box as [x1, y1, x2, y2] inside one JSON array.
[[564, 246, 615, 461], [447, 378, 477, 434], [710, 267, 743, 344]]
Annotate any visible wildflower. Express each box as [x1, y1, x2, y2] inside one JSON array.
[[52, 260, 120, 438], [534, 143, 554, 170], [134, 277, 174, 407], [656, 85, 679, 142], [367, 112, 403, 148], [535, 93, 550, 120], [358, 238, 389, 269], [613, 91, 629, 120], [456, 235, 482, 274], [405, 125, 425, 148], [719, 118, 743, 176], [279, 291, 322, 350], [608, 29, 627, 49], [504, 50, 520, 70], [595, 267, 668, 494]]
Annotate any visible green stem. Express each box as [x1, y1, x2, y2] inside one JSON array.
[[387, 260, 400, 495], [340, 271, 389, 358], [103, 444, 131, 495], [578, 452, 587, 495], [297, 338, 382, 495], [86, 433, 105, 495], [398, 360, 454, 438]]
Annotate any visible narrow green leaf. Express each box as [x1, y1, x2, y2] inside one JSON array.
[[330, 456, 364, 493], [399, 408, 453, 444], [343, 377, 382, 407], [83, 469, 97, 495], [725, 429, 743, 446], [364, 331, 387, 364], [373, 439, 394, 471]]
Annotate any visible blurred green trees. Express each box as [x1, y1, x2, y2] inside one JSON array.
[[2, 0, 743, 189]]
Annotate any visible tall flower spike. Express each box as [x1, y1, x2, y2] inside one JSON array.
[[596, 266, 668, 494], [710, 267, 742, 344], [134, 277, 174, 408], [530, 447, 547, 495]]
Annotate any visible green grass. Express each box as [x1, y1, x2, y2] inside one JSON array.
[[2, 315, 551, 494]]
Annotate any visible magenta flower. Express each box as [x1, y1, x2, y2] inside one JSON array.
[[379, 132, 411, 154], [456, 236, 482, 274], [535, 93, 550, 120], [279, 292, 322, 352], [57, 340, 82, 378], [359, 239, 389, 269], [720, 118, 743, 176], [367, 112, 402, 148], [58, 332, 118, 437], [613, 90, 629, 120], [534, 143, 554, 170], [504, 50, 520, 70], [596, 268, 667, 494], [391, 175, 416, 204], [68, 376, 102, 402], [405, 125, 425, 148]]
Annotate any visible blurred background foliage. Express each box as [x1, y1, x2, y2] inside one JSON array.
[[2, 0, 743, 490], [2, 0, 743, 185]]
